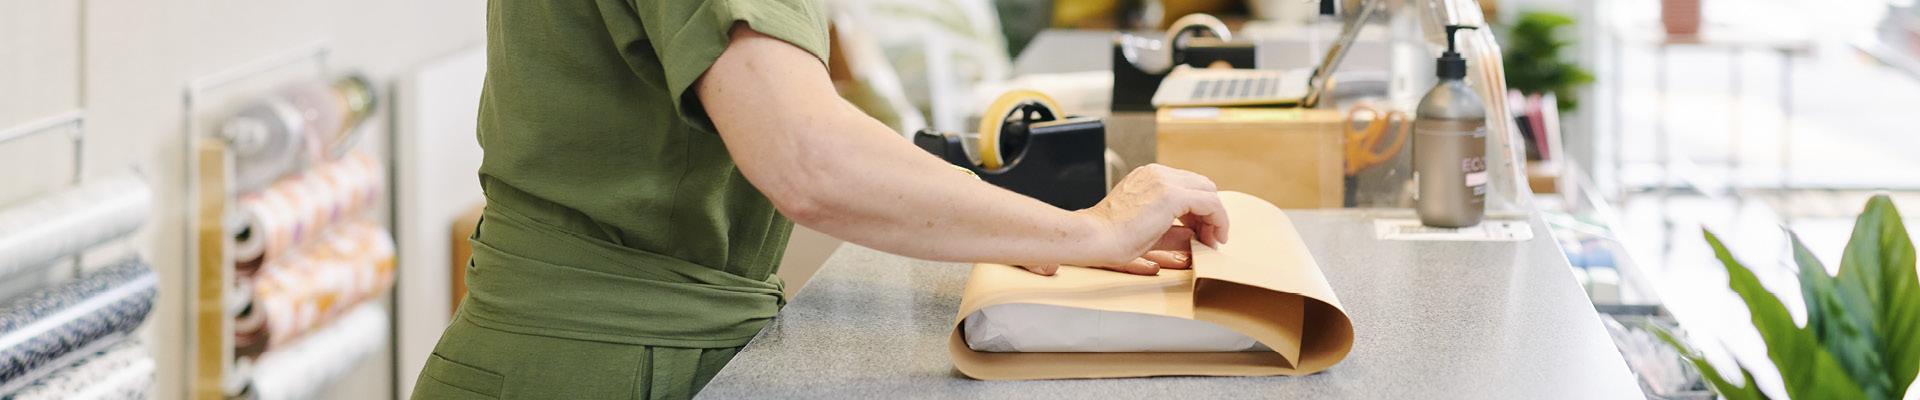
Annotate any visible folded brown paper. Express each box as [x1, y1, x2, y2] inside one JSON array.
[[948, 191, 1354, 380]]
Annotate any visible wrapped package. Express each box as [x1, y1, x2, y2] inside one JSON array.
[[950, 191, 1354, 380]]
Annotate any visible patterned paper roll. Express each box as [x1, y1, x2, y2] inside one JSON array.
[[234, 150, 382, 269], [233, 288, 270, 360], [0, 176, 151, 278], [0, 259, 156, 390], [6, 338, 153, 400], [250, 302, 388, 400], [253, 221, 394, 348]]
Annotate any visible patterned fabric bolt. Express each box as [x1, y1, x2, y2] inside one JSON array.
[[0, 258, 156, 390], [5, 338, 154, 400]]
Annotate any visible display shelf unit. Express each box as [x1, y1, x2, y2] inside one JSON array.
[[183, 41, 393, 400]]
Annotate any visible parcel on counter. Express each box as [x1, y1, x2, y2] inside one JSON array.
[[949, 191, 1354, 380]]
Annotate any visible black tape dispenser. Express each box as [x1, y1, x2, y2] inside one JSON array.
[[913, 90, 1107, 210], [1112, 14, 1257, 112]]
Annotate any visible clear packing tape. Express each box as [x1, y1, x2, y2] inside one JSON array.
[[949, 192, 1354, 380]]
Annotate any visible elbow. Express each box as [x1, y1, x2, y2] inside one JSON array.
[[758, 158, 844, 227], [769, 188, 830, 226]]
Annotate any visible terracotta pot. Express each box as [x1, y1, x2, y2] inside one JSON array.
[[1662, 0, 1702, 36]]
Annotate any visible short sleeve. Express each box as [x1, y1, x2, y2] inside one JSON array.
[[632, 0, 831, 127]]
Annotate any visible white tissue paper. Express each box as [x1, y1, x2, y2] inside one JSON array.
[[962, 303, 1269, 352]]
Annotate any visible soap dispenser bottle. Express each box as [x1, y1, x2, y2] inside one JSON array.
[[1414, 25, 1488, 228]]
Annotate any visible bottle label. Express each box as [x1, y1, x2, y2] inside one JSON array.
[[1462, 152, 1487, 188]]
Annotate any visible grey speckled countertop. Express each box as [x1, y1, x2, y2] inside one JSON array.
[[697, 210, 1645, 399]]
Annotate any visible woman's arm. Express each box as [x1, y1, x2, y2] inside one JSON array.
[[696, 25, 1227, 274]]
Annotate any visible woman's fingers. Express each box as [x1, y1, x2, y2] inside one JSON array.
[[1174, 190, 1230, 247], [1018, 264, 1058, 276], [1152, 226, 1195, 251], [1141, 250, 1191, 269], [1093, 257, 1161, 275], [1024, 249, 1189, 277]]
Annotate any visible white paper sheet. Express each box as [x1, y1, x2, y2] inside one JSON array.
[[963, 303, 1268, 353], [1373, 218, 1533, 241]]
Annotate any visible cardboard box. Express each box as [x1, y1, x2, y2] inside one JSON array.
[[1156, 107, 1345, 208]]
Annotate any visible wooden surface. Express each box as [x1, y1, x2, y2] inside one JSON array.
[[1156, 107, 1345, 208], [191, 140, 230, 400], [449, 202, 482, 316]]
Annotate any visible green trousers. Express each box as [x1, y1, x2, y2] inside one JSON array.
[[411, 314, 741, 400]]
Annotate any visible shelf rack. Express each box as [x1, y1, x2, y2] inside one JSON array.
[[1, 110, 89, 277], [181, 41, 333, 400]]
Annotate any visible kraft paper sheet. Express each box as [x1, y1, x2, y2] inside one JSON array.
[[948, 191, 1354, 380]]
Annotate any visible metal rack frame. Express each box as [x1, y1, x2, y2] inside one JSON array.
[[1, 110, 89, 277], [180, 41, 331, 400]]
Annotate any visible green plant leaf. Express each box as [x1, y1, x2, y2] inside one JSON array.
[[1500, 10, 1593, 110], [1790, 232, 1891, 398], [1704, 230, 1868, 399], [1651, 324, 1769, 400], [1834, 195, 1920, 394]]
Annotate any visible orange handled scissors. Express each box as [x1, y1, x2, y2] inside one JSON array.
[[1343, 105, 1410, 176]]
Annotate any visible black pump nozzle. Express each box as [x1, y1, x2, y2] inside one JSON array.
[[1437, 25, 1477, 80]]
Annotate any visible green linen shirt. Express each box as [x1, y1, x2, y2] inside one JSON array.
[[462, 0, 830, 348]]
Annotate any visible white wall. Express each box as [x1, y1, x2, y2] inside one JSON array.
[[0, 0, 484, 399]]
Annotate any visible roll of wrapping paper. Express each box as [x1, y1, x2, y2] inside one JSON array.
[[0, 258, 156, 391], [221, 74, 380, 194], [232, 284, 270, 360], [249, 302, 388, 400], [0, 176, 150, 278], [233, 150, 383, 272], [253, 220, 393, 348], [6, 338, 153, 400]]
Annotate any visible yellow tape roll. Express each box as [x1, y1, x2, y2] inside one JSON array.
[[977, 90, 1062, 170]]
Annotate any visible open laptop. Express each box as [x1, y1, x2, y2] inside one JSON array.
[[1150, 0, 1380, 109]]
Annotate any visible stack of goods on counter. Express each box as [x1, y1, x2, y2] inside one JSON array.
[[219, 73, 396, 400], [0, 176, 158, 399]]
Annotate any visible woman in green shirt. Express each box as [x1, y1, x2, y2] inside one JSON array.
[[413, 0, 1229, 399]]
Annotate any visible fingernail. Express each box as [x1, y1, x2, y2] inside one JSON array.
[[1143, 260, 1159, 269], [1171, 253, 1188, 262]]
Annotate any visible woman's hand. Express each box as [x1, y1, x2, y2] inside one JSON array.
[[1018, 164, 1229, 276], [1017, 227, 1195, 276]]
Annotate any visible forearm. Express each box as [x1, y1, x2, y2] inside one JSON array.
[[773, 101, 1111, 266]]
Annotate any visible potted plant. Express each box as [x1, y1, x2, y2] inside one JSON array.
[[1656, 195, 1919, 399], [1501, 11, 1594, 112]]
